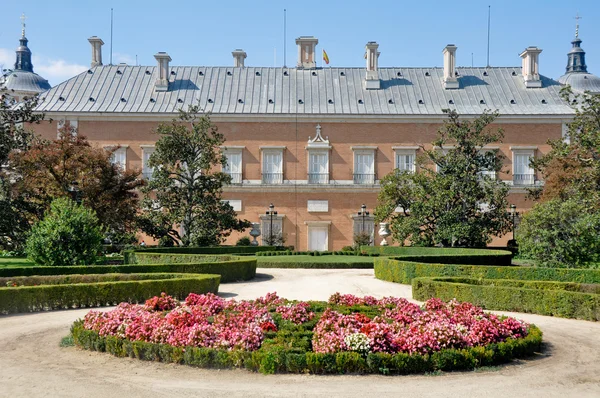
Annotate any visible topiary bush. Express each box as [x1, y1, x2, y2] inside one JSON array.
[[236, 236, 252, 246], [516, 198, 600, 268], [26, 198, 104, 266]]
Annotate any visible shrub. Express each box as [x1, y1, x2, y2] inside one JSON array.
[[517, 198, 600, 268], [0, 273, 220, 314], [353, 231, 372, 249], [0, 257, 256, 283], [235, 236, 252, 246], [412, 277, 600, 321], [341, 246, 354, 252], [26, 198, 104, 266], [374, 258, 600, 284]]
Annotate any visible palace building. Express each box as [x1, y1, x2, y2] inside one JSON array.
[[22, 28, 598, 250]]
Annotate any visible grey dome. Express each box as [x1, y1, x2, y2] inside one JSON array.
[[0, 70, 51, 95], [558, 72, 600, 94]]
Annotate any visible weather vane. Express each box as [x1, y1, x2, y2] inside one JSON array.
[[574, 13, 582, 38], [20, 13, 27, 37]]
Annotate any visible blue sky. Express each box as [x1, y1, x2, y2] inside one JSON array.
[[1, 0, 599, 86]]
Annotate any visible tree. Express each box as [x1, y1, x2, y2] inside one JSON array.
[[516, 198, 600, 267], [11, 128, 143, 242], [375, 110, 512, 247], [26, 197, 104, 266], [139, 106, 250, 246], [530, 87, 600, 204], [0, 90, 46, 250]]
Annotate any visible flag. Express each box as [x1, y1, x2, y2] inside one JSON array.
[[323, 49, 330, 65]]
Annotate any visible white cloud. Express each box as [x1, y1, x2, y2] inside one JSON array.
[[0, 47, 87, 87], [113, 52, 136, 65]]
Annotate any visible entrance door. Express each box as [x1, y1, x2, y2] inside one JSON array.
[[308, 226, 328, 251]]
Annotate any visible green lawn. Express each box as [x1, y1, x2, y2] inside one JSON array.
[[0, 257, 34, 268], [256, 255, 374, 264]]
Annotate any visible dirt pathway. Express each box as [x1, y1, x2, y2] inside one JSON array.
[[1, 269, 599, 398]]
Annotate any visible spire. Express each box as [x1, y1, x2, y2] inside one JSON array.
[[565, 14, 587, 74], [14, 13, 34, 72]]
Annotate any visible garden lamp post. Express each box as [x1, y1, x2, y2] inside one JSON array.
[[510, 204, 517, 240], [266, 203, 277, 245], [358, 204, 370, 233]]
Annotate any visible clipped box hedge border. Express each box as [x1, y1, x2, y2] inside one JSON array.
[[412, 277, 600, 321], [362, 247, 513, 266], [0, 273, 220, 314], [374, 258, 600, 285], [71, 321, 542, 375], [123, 245, 286, 262], [256, 261, 375, 269], [0, 258, 256, 283]]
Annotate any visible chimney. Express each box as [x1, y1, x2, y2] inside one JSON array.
[[364, 41, 380, 90], [442, 44, 459, 89], [295, 36, 318, 69], [88, 36, 104, 68], [232, 49, 247, 67], [154, 52, 172, 92], [519, 46, 543, 88]]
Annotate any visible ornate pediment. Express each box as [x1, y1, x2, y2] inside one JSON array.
[[307, 124, 331, 149]]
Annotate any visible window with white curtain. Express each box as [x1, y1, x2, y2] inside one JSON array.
[[308, 151, 329, 184], [512, 150, 534, 185], [223, 149, 243, 184], [262, 149, 283, 184], [353, 150, 375, 184], [141, 146, 156, 180], [109, 147, 127, 170], [394, 149, 416, 173]]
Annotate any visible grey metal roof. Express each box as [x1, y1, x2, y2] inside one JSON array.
[[0, 70, 51, 95], [558, 72, 600, 94], [35, 65, 574, 116]]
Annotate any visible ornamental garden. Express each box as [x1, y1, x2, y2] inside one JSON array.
[[1, 88, 599, 376]]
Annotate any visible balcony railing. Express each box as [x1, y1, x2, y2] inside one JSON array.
[[262, 172, 283, 184], [308, 172, 329, 184], [513, 173, 535, 186], [225, 172, 242, 184], [353, 173, 376, 185], [478, 170, 497, 180]]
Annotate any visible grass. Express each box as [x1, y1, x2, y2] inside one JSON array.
[[0, 257, 34, 268], [256, 255, 375, 264]]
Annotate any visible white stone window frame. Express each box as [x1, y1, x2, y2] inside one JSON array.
[[351, 214, 375, 246], [392, 146, 418, 173], [260, 146, 285, 185], [221, 199, 242, 212], [510, 146, 537, 186], [478, 146, 500, 180], [104, 145, 129, 171], [57, 119, 78, 138], [259, 213, 285, 245], [306, 124, 332, 184], [140, 145, 156, 180], [351, 146, 377, 185], [221, 146, 244, 184]]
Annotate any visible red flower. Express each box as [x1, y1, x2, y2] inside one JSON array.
[[260, 321, 278, 332]]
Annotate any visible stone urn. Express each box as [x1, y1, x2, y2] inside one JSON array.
[[378, 222, 390, 246], [249, 222, 261, 246]]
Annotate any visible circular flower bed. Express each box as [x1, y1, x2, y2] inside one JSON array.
[[72, 292, 542, 374]]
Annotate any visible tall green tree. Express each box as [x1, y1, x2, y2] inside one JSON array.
[[0, 91, 45, 250], [139, 106, 250, 246], [375, 110, 512, 247], [530, 87, 600, 203]]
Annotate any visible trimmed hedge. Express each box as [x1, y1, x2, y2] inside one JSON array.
[[412, 277, 600, 321], [374, 258, 600, 285], [0, 258, 257, 283], [71, 321, 542, 375], [257, 261, 374, 269], [0, 273, 220, 314], [125, 252, 236, 265], [362, 247, 513, 266], [123, 245, 286, 262]]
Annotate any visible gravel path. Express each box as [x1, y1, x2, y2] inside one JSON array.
[[1, 268, 599, 398]]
